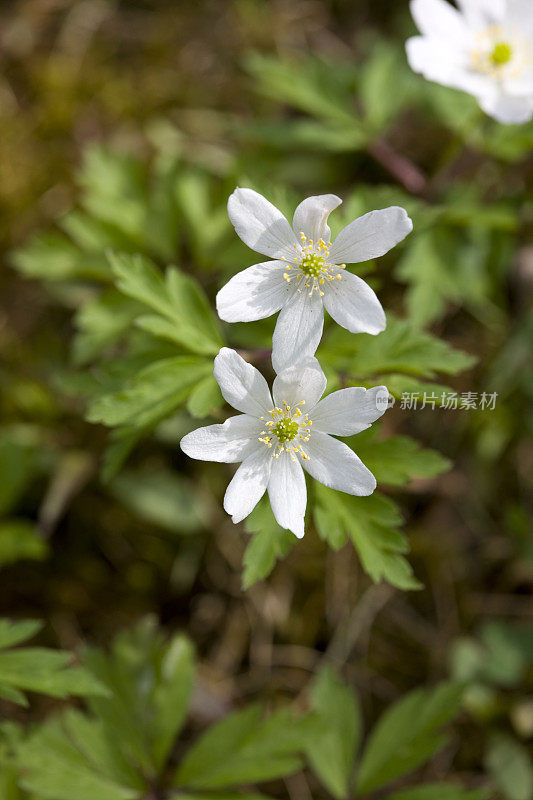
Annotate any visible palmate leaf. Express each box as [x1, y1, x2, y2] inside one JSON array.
[[383, 374, 462, 405], [299, 672, 480, 800], [355, 682, 464, 794], [322, 316, 475, 381], [235, 117, 368, 153], [79, 146, 148, 243], [352, 425, 451, 487], [244, 52, 359, 126], [72, 290, 141, 366], [0, 620, 107, 708], [359, 39, 414, 135], [87, 356, 212, 429], [17, 711, 142, 800], [303, 666, 361, 800], [174, 169, 231, 260], [186, 375, 224, 419], [82, 617, 194, 778], [174, 705, 302, 791], [108, 252, 223, 356], [314, 487, 421, 590], [10, 231, 111, 283], [395, 229, 462, 328]]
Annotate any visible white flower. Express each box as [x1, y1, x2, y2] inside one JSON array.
[[217, 189, 412, 373], [180, 347, 388, 539], [406, 0, 533, 124]]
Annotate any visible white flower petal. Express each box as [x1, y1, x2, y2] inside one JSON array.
[[406, 36, 481, 91], [323, 271, 386, 335], [228, 188, 298, 259], [214, 348, 273, 417], [479, 90, 533, 124], [216, 261, 295, 323], [224, 447, 272, 524], [302, 432, 376, 495], [507, 0, 533, 32], [292, 194, 342, 245], [180, 415, 262, 463], [411, 0, 470, 44], [273, 357, 327, 410], [271, 287, 324, 374], [457, 0, 505, 26], [329, 207, 413, 265], [268, 452, 306, 538], [312, 385, 389, 436]]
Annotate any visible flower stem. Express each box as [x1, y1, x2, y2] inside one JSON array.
[[368, 138, 428, 196]]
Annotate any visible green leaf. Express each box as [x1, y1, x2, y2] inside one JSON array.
[[450, 622, 533, 689], [236, 117, 367, 152], [424, 83, 482, 137], [79, 146, 148, 243], [151, 635, 195, 770], [244, 52, 360, 126], [323, 316, 475, 380], [395, 230, 461, 328], [17, 713, 141, 800], [485, 732, 533, 800], [10, 231, 110, 282], [109, 252, 222, 355], [242, 498, 295, 589], [360, 41, 411, 133], [304, 666, 361, 799], [109, 468, 204, 533], [174, 170, 230, 258], [100, 426, 146, 484], [353, 426, 451, 487], [0, 648, 108, 703], [0, 520, 48, 569], [314, 487, 420, 590], [83, 618, 194, 779], [169, 794, 270, 800], [73, 290, 140, 366], [356, 682, 464, 794], [0, 620, 108, 707], [383, 374, 460, 404], [478, 622, 531, 687], [387, 784, 488, 800], [186, 375, 224, 418], [0, 436, 40, 516], [87, 356, 212, 428], [0, 620, 43, 651], [59, 209, 139, 254], [175, 705, 302, 790]]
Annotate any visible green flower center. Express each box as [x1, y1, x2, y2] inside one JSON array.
[[300, 253, 326, 278], [490, 41, 513, 65], [273, 417, 299, 443]]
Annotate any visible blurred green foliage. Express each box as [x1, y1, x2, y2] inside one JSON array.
[[0, 617, 488, 800], [0, 1, 531, 798]]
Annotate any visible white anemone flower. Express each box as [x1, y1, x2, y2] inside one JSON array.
[[406, 0, 533, 124], [180, 348, 389, 539], [217, 189, 412, 373]]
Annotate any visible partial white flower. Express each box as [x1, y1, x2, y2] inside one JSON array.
[[406, 0, 533, 124], [180, 347, 388, 539], [217, 189, 412, 373]]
